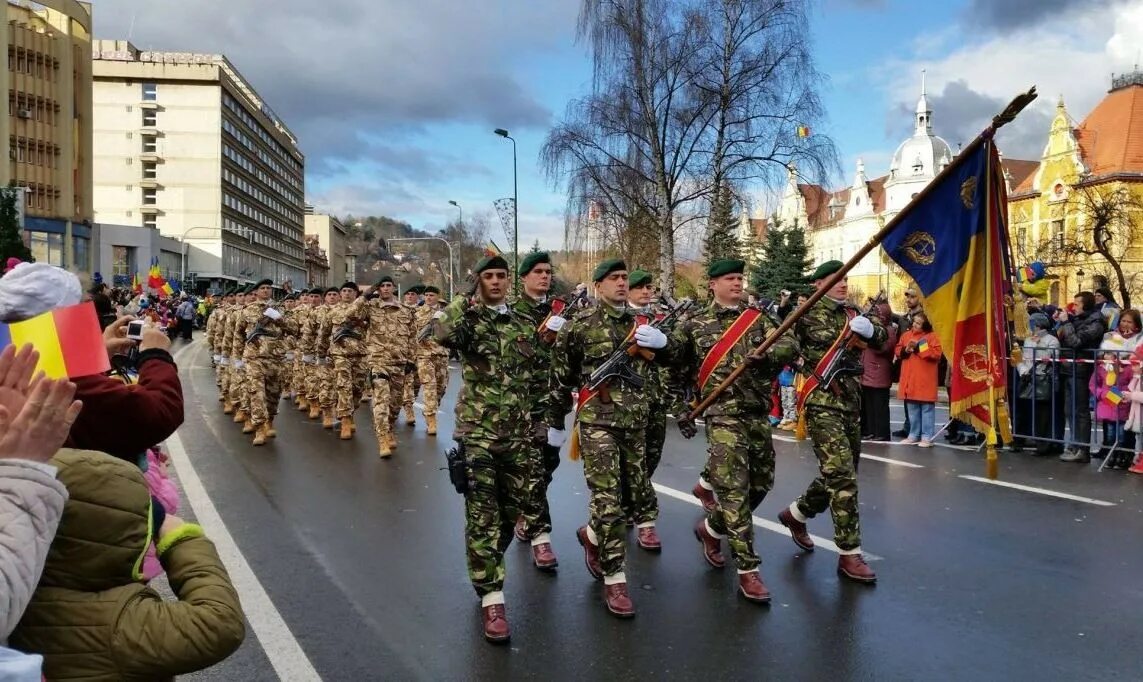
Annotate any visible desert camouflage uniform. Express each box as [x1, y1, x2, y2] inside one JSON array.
[[223, 302, 250, 415], [401, 301, 421, 419], [312, 303, 337, 415], [549, 303, 667, 578], [291, 302, 316, 405], [363, 297, 415, 440], [209, 304, 230, 394], [281, 305, 300, 399], [510, 294, 563, 541], [792, 298, 886, 552], [670, 302, 798, 571], [413, 302, 450, 415], [323, 299, 370, 420], [432, 297, 539, 597], [233, 300, 297, 428]]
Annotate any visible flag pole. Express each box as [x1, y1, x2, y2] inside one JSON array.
[[984, 140, 1000, 480], [688, 86, 1039, 421]]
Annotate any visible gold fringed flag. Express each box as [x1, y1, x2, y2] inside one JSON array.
[[881, 139, 1011, 433]]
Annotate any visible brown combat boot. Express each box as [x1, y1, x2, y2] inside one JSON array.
[[425, 414, 437, 436], [514, 516, 528, 543], [838, 554, 877, 584], [636, 525, 662, 552], [694, 519, 725, 569], [692, 481, 717, 514], [252, 423, 268, 446], [308, 404, 321, 419], [603, 582, 635, 618], [778, 508, 815, 552], [223, 400, 234, 415], [738, 570, 772, 603], [531, 542, 558, 571], [481, 604, 510, 643], [339, 416, 354, 440], [385, 431, 397, 450], [233, 410, 248, 423], [576, 526, 603, 581], [322, 410, 335, 429]]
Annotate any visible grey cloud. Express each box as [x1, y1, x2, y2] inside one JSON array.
[[963, 0, 1127, 32], [92, 0, 571, 175], [888, 80, 1052, 161]]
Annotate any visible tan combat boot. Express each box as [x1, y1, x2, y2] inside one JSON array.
[[252, 423, 268, 446], [308, 403, 322, 419], [340, 416, 354, 440], [265, 419, 277, 439], [242, 419, 255, 434], [297, 397, 309, 412], [378, 434, 392, 459], [322, 410, 335, 429], [385, 431, 397, 451], [223, 400, 234, 415], [404, 407, 416, 426], [233, 409, 248, 423], [425, 413, 438, 436]]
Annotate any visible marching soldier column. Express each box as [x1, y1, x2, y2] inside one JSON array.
[[363, 276, 416, 456], [400, 285, 424, 425], [412, 285, 449, 436]]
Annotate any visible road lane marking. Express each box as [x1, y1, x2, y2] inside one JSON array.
[[652, 482, 883, 561], [958, 475, 1116, 507], [859, 454, 925, 468]]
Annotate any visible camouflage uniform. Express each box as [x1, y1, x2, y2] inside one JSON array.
[[323, 299, 370, 419], [549, 303, 665, 578], [791, 297, 886, 552], [292, 302, 317, 406], [223, 302, 249, 415], [281, 304, 300, 399], [363, 298, 415, 440], [413, 302, 450, 415], [432, 297, 539, 598], [670, 302, 798, 571], [312, 303, 337, 416], [208, 304, 230, 395], [232, 300, 296, 428], [402, 302, 421, 419], [630, 303, 672, 523], [510, 294, 562, 541]]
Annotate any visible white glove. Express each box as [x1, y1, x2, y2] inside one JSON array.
[[634, 324, 667, 349], [544, 315, 567, 333], [285, 352, 296, 361], [849, 316, 874, 339], [302, 354, 315, 364], [432, 310, 447, 320], [263, 307, 283, 321], [232, 360, 245, 369], [218, 356, 229, 366], [547, 427, 568, 447], [212, 354, 221, 364]]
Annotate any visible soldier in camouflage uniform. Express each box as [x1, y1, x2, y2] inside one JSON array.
[[293, 288, 322, 414], [508, 252, 568, 571], [210, 288, 237, 408], [362, 276, 416, 456], [412, 285, 449, 436], [776, 260, 884, 583], [314, 287, 341, 426], [548, 258, 672, 619], [232, 279, 297, 445], [227, 285, 255, 431], [280, 293, 300, 404], [321, 282, 370, 439], [431, 255, 541, 644], [672, 259, 798, 603], [400, 286, 422, 425]]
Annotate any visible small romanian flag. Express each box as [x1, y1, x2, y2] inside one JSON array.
[[796, 125, 811, 138], [918, 338, 930, 354], [1106, 386, 1124, 405], [161, 281, 174, 296], [0, 302, 110, 379]]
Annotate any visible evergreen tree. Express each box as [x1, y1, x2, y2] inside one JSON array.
[[703, 181, 741, 269], [0, 188, 31, 265], [748, 219, 811, 299], [783, 221, 812, 291], [529, 239, 542, 254]]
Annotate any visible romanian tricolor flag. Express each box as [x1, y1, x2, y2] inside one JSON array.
[[796, 125, 811, 138], [148, 260, 164, 290], [882, 139, 1011, 432], [1106, 386, 1124, 405], [917, 338, 930, 354], [131, 272, 142, 295], [0, 302, 110, 379]]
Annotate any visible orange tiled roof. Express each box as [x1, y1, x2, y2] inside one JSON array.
[[1004, 159, 1040, 194], [1075, 80, 1143, 177], [748, 217, 768, 240], [798, 184, 830, 227]]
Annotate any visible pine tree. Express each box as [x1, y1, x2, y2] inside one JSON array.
[[529, 239, 542, 254], [0, 188, 31, 265], [783, 222, 812, 292], [703, 182, 742, 270], [748, 220, 810, 299]]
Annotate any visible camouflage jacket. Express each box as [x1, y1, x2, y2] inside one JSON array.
[[219, 306, 241, 358], [233, 301, 297, 360], [548, 302, 669, 430], [669, 302, 798, 418], [206, 306, 227, 352], [413, 303, 449, 358], [281, 306, 305, 357], [796, 297, 886, 413], [363, 298, 415, 366], [322, 300, 370, 357], [631, 303, 674, 408], [291, 304, 315, 357], [432, 297, 539, 444], [312, 305, 334, 358], [510, 294, 564, 421]]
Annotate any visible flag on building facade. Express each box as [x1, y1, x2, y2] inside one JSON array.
[[881, 139, 1011, 432]]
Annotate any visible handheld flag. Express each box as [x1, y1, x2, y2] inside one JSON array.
[[1106, 386, 1123, 405], [917, 338, 930, 354], [148, 258, 164, 290], [483, 240, 503, 257], [0, 302, 110, 378]]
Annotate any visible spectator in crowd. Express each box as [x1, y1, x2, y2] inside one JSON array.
[[1105, 308, 1143, 353], [893, 288, 925, 438], [1013, 313, 1062, 456], [896, 311, 943, 447], [1054, 291, 1108, 463], [175, 294, 196, 341], [1095, 286, 1121, 330], [861, 302, 897, 442], [1090, 334, 1135, 469], [89, 282, 116, 330]]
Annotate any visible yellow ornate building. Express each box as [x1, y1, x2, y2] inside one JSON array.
[[1008, 70, 1143, 310]]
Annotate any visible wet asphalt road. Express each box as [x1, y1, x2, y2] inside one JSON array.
[[170, 340, 1143, 681]]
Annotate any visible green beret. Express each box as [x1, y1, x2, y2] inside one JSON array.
[[628, 269, 653, 288], [240, 284, 255, 294], [340, 281, 359, 292], [423, 285, 440, 295], [325, 287, 339, 295], [308, 287, 323, 295], [707, 259, 745, 279], [518, 251, 551, 277], [592, 258, 627, 283], [475, 255, 510, 274], [285, 292, 300, 300], [810, 260, 844, 281], [409, 285, 426, 295], [255, 278, 274, 288], [377, 275, 394, 286]]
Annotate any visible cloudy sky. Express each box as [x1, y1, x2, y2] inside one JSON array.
[[91, 0, 1143, 248]]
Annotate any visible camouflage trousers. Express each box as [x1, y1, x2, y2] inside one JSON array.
[[333, 355, 368, 418], [704, 416, 776, 571], [794, 406, 862, 551], [245, 356, 285, 427], [416, 355, 449, 414], [626, 406, 666, 523], [229, 364, 247, 414], [218, 362, 230, 396], [369, 363, 406, 438], [580, 422, 650, 577], [402, 364, 420, 415], [317, 359, 336, 410], [519, 427, 561, 539], [463, 438, 531, 597]]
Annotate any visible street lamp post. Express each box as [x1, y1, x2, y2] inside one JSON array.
[[180, 225, 252, 291], [448, 199, 462, 227], [386, 237, 456, 300], [494, 128, 518, 293]]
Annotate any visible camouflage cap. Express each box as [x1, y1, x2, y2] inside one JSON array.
[[810, 260, 844, 281], [518, 251, 551, 277], [707, 259, 745, 279], [628, 269, 653, 288], [592, 258, 627, 282]]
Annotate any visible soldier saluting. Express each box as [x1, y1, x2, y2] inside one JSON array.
[[432, 255, 547, 644], [672, 259, 798, 602], [776, 260, 884, 583], [548, 258, 672, 619]]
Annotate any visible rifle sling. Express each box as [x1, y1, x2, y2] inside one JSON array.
[[795, 308, 857, 412]]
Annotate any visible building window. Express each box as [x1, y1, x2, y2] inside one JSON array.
[[72, 236, 90, 272], [27, 232, 64, 267], [143, 215, 157, 230], [142, 161, 157, 179], [141, 82, 157, 101], [112, 245, 136, 278], [142, 188, 157, 205], [141, 109, 157, 127], [142, 137, 157, 154]]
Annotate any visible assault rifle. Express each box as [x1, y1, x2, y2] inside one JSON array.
[[538, 289, 588, 344], [586, 299, 693, 402], [812, 291, 886, 393], [442, 442, 468, 494], [332, 324, 363, 343]]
